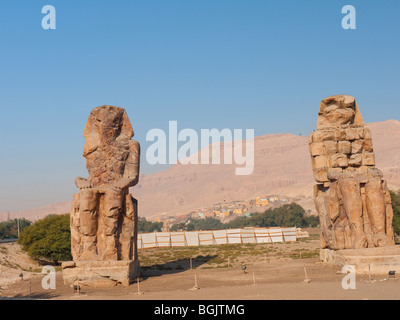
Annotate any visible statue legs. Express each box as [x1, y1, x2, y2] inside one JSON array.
[[79, 189, 99, 260], [71, 193, 82, 260], [338, 176, 368, 249], [365, 177, 390, 247], [96, 189, 124, 260], [72, 187, 138, 261], [119, 195, 137, 261]]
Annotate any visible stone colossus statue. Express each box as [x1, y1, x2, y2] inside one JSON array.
[[71, 105, 140, 261], [310, 95, 394, 250]]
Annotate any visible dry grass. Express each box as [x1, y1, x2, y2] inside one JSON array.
[[138, 237, 320, 271]]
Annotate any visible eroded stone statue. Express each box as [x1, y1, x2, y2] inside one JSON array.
[[70, 105, 140, 261], [310, 95, 394, 250]]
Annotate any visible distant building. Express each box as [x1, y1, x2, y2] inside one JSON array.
[[204, 212, 215, 218], [256, 197, 269, 207], [220, 210, 232, 218], [214, 210, 221, 217]]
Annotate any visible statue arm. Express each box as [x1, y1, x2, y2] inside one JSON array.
[[75, 176, 91, 189], [114, 140, 140, 189]]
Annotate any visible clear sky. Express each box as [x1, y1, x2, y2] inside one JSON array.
[[0, 0, 399, 212]]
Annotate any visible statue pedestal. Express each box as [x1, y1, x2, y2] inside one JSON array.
[[321, 246, 400, 275], [62, 260, 140, 287]]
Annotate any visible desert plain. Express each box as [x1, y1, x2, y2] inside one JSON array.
[[1, 229, 400, 300]]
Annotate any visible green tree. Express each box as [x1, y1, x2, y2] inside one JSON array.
[[226, 203, 318, 229], [170, 222, 186, 232], [390, 190, 400, 235], [0, 218, 31, 239], [186, 222, 195, 231], [18, 214, 71, 264], [189, 218, 225, 231], [137, 217, 163, 233]]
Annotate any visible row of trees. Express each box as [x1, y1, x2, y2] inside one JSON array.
[[13, 191, 400, 264], [0, 218, 31, 239], [391, 190, 400, 235], [171, 203, 319, 232], [138, 217, 163, 233]]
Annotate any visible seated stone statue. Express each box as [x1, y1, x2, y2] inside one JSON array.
[[310, 95, 394, 250], [71, 105, 140, 261]]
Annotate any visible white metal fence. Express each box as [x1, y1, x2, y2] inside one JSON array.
[[137, 227, 297, 250]]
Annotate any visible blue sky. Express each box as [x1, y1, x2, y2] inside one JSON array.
[[0, 0, 399, 211]]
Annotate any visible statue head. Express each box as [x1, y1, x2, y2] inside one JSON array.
[[83, 105, 134, 157], [317, 95, 364, 129]]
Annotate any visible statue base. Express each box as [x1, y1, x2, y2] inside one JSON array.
[[62, 260, 140, 287], [320, 246, 400, 275]]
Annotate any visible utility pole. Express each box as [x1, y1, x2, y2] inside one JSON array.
[[17, 219, 20, 237]]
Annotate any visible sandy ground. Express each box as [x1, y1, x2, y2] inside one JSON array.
[[0, 243, 39, 289], [2, 257, 400, 301], [1, 235, 400, 300]]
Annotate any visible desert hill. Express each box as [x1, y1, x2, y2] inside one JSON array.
[[133, 120, 400, 218], [2, 120, 399, 221]]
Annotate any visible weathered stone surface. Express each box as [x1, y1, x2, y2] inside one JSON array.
[[313, 167, 329, 183], [62, 260, 140, 287], [338, 141, 351, 154], [64, 105, 141, 287], [351, 140, 364, 154], [362, 152, 376, 166], [309, 142, 325, 156], [312, 130, 335, 142], [310, 95, 394, 250], [321, 247, 400, 275], [331, 153, 348, 168], [314, 155, 329, 169], [324, 141, 338, 154], [364, 139, 374, 152], [345, 127, 364, 141], [349, 154, 362, 167]]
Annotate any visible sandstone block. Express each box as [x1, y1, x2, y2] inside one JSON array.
[[313, 155, 330, 169], [334, 129, 347, 141], [310, 142, 326, 156], [362, 153, 376, 166], [312, 130, 335, 142], [338, 141, 351, 154], [331, 153, 348, 168], [314, 167, 329, 183], [349, 154, 362, 167], [324, 141, 338, 154], [351, 140, 364, 154], [364, 128, 372, 140], [345, 127, 364, 141], [62, 260, 140, 287], [364, 139, 374, 152]]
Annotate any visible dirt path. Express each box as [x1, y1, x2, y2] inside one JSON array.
[[0, 243, 39, 290]]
